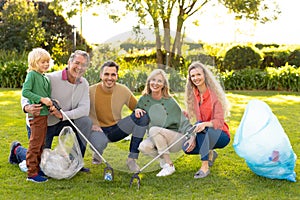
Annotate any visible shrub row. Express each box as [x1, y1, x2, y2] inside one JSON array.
[[1, 59, 298, 92], [0, 61, 27, 88], [86, 64, 299, 93], [222, 64, 300, 92]]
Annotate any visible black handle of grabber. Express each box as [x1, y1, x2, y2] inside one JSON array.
[[103, 166, 114, 181], [129, 172, 141, 189], [51, 99, 61, 110]]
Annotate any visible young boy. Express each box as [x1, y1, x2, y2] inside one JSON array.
[[22, 48, 53, 183]]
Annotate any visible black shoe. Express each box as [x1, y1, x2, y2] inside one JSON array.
[[9, 141, 21, 164], [80, 167, 90, 173]]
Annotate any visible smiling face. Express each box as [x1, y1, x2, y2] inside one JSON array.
[[36, 58, 50, 73], [100, 66, 118, 91], [189, 67, 206, 87], [67, 54, 88, 83], [149, 74, 164, 94]]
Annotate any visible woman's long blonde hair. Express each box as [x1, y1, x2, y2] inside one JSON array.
[[142, 69, 171, 98], [185, 62, 230, 120]]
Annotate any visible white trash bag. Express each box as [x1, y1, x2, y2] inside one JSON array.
[[233, 100, 297, 182], [40, 126, 84, 179]]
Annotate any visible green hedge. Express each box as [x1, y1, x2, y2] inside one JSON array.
[[223, 45, 263, 70], [1, 60, 299, 92], [0, 61, 27, 88], [222, 65, 300, 92]]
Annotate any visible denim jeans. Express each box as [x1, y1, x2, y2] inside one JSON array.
[[16, 145, 28, 164], [90, 112, 150, 159], [183, 127, 230, 161]]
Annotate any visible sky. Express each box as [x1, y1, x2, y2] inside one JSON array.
[[67, 0, 300, 45]]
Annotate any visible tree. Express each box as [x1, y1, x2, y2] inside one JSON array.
[[0, 0, 92, 64], [49, 0, 280, 69], [0, 0, 45, 52], [118, 0, 280, 69]]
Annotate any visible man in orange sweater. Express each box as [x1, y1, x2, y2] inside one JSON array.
[[89, 61, 150, 172]]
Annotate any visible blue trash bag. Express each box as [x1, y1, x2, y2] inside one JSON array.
[[233, 99, 297, 182]]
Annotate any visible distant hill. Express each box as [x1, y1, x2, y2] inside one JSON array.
[[101, 28, 195, 45]]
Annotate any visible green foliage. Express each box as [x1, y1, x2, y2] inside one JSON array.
[[222, 68, 267, 90], [120, 42, 155, 51], [222, 65, 300, 92], [223, 45, 263, 70], [85, 66, 101, 86], [286, 49, 300, 67], [0, 49, 27, 65], [136, 71, 148, 92], [0, 0, 45, 52], [121, 49, 157, 65], [261, 48, 290, 68], [265, 64, 300, 91], [0, 1, 91, 65], [0, 61, 27, 88], [37, 2, 91, 65], [167, 68, 186, 93], [90, 44, 120, 68], [118, 70, 136, 91]]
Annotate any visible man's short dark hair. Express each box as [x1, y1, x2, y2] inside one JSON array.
[[100, 61, 119, 73]]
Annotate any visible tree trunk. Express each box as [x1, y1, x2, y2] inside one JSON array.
[[170, 9, 185, 69], [153, 18, 164, 69], [163, 19, 171, 68]]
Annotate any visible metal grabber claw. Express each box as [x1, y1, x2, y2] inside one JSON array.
[[129, 172, 141, 189]]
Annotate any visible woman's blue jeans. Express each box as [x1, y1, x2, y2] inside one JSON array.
[[183, 126, 230, 161]]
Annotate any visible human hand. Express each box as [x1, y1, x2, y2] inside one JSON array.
[[40, 97, 53, 107], [49, 106, 63, 120], [184, 136, 196, 153], [24, 104, 42, 117], [134, 108, 146, 118], [195, 123, 206, 133], [92, 125, 103, 132]]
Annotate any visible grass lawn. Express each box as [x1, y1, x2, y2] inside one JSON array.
[[0, 88, 299, 200]]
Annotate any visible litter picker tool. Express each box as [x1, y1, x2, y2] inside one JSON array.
[[52, 100, 114, 181], [129, 125, 196, 189]]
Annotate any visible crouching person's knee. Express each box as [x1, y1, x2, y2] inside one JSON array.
[[138, 139, 157, 157]]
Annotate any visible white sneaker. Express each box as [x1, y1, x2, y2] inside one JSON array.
[[123, 135, 131, 141], [156, 163, 175, 177], [19, 160, 28, 172]]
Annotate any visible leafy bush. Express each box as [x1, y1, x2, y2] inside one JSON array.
[[167, 68, 186, 92], [136, 71, 148, 92], [261, 49, 290, 68], [265, 64, 300, 91], [222, 65, 300, 92], [222, 68, 267, 90], [84, 65, 101, 86], [118, 70, 136, 91], [287, 49, 300, 67], [0, 0, 45, 52], [223, 45, 263, 70], [0, 61, 27, 88]]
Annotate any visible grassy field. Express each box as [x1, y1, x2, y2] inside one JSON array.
[[0, 88, 299, 200]]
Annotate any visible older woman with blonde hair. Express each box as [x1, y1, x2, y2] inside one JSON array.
[[136, 69, 192, 177], [182, 62, 231, 179]]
